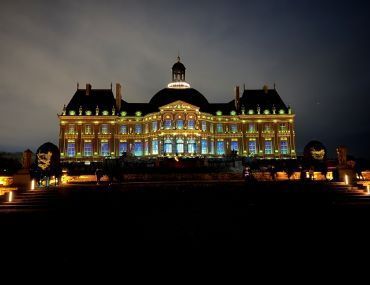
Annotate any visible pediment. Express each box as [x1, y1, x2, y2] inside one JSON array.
[[159, 100, 200, 111]]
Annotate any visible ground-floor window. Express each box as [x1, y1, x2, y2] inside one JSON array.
[[164, 139, 172, 154], [248, 140, 257, 155], [217, 141, 225, 155], [152, 140, 159, 155], [101, 142, 110, 156], [119, 142, 127, 156], [134, 142, 143, 156], [144, 141, 149, 155], [84, 141, 92, 156], [231, 141, 239, 153], [67, 141, 75, 157], [280, 140, 289, 154], [264, 140, 273, 154], [201, 139, 208, 154], [176, 139, 184, 154], [187, 139, 196, 154]]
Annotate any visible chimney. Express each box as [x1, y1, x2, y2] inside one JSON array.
[[116, 83, 122, 111], [234, 86, 240, 111], [86, 83, 92, 96]]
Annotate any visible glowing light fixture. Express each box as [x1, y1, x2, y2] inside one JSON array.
[[8, 191, 13, 203], [31, 179, 35, 190], [167, 82, 190, 89], [344, 174, 349, 185], [367, 184, 370, 195]]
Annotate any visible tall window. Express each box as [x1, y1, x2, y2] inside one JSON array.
[[176, 120, 184, 129], [280, 140, 289, 154], [187, 120, 195, 130], [68, 124, 75, 134], [152, 140, 159, 155], [164, 120, 172, 129], [187, 139, 196, 153], [164, 139, 172, 153], [231, 141, 239, 152], [248, 123, 255, 132], [249, 140, 257, 155], [120, 125, 127, 134], [144, 141, 149, 155], [201, 121, 207, 132], [101, 141, 109, 156], [152, 121, 158, 132], [101, 124, 109, 134], [230, 124, 238, 133], [84, 141, 92, 156], [176, 139, 184, 154], [216, 141, 225, 155], [67, 141, 75, 157], [217, 123, 223, 133], [119, 142, 127, 155], [85, 124, 92, 134], [135, 124, 142, 134], [201, 139, 208, 154], [265, 140, 273, 154], [134, 142, 143, 156]]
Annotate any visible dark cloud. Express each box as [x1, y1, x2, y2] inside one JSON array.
[[0, 0, 369, 158]]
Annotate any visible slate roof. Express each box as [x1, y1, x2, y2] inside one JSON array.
[[64, 87, 290, 116], [65, 89, 116, 114]]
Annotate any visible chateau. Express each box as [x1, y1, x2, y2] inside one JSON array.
[[58, 57, 296, 162]]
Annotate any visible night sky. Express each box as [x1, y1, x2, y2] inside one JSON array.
[[0, 0, 369, 158]]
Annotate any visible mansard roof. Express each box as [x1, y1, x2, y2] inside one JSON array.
[[65, 89, 116, 113], [240, 89, 289, 112]]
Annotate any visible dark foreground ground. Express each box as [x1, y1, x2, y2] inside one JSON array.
[[1, 180, 370, 270]]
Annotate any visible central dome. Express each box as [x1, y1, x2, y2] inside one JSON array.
[[149, 88, 209, 110]]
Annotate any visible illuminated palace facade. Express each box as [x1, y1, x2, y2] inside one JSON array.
[[58, 57, 296, 162]]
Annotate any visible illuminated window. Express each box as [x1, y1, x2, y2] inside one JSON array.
[[120, 125, 127, 134], [164, 120, 172, 129], [152, 121, 158, 132], [176, 120, 184, 129], [152, 140, 159, 155], [201, 121, 207, 132], [84, 141, 92, 156], [101, 124, 109, 134], [201, 139, 208, 154], [249, 140, 257, 155], [119, 142, 127, 155], [144, 141, 149, 155], [85, 124, 92, 134], [216, 141, 225, 155], [101, 142, 109, 156], [187, 120, 195, 130], [135, 124, 142, 134], [187, 139, 196, 153], [134, 142, 143, 156], [230, 124, 238, 133], [280, 140, 289, 154], [231, 141, 239, 152], [68, 124, 75, 134], [67, 142, 75, 157], [176, 139, 184, 153], [248, 123, 255, 132], [264, 140, 273, 154], [164, 139, 172, 153], [217, 123, 223, 133]]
